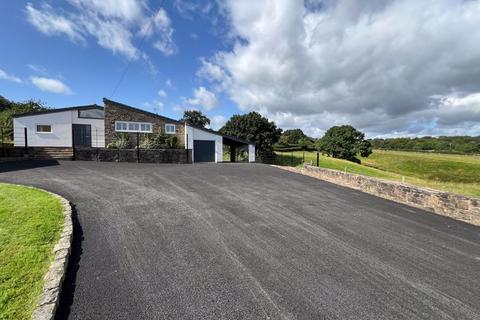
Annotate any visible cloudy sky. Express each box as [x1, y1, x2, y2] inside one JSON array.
[[1, 0, 480, 137]]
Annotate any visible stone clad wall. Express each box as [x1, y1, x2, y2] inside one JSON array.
[[104, 101, 185, 147], [282, 165, 480, 226], [75, 148, 191, 164]]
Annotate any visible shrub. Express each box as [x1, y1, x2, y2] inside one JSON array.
[[107, 133, 130, 149]]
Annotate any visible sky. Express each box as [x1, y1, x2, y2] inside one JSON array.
[[1, 0, 480, 137]]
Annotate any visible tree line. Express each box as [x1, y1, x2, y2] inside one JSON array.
[[3, 95, 478, 161], [369, 137, 480, 154]]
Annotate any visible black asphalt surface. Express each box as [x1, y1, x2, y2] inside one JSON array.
[[1, 161, 480, 320]]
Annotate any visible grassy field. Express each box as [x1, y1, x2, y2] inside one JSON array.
[[0, 184, 64, 320], [275, 150, 480, 197]]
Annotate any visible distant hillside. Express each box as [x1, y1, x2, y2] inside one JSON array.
[[369, 136, 480, 154]]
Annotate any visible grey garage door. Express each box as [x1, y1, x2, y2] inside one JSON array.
[[194, 140, 215, 162]]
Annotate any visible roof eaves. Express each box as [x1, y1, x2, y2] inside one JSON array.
[[103, 98, 182, 125], [13, 104, 103, 118]]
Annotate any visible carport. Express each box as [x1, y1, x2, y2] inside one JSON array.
[[222, 135, 254, 162]]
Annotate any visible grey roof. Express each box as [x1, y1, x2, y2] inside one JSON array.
[[13, 104, 103, 118]]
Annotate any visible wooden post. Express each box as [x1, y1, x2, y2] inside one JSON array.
[[316, 152, 319, 167], [71, 125, 76, 161], [291, 151, 293, 166], [24, 127, 28, 155], [136, 132, 140, 163], [303, 151, 305, 163]]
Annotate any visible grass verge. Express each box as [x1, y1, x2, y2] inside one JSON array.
[[0, 183, 63, 320], [275, 150, 480, 197]]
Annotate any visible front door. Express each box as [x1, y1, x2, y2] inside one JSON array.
[[73, 124, 91, 147]]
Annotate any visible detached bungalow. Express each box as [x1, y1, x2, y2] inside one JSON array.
[[13, 98, 255, 163]]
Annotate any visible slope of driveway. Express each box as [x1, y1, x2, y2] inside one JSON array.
[[1, 161, 479, 320]]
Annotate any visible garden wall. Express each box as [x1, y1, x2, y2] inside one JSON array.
[[75, 148, 192, 164], [282, 164, 480, 226]]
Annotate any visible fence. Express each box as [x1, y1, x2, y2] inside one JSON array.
[[259, 151, 321, 167]]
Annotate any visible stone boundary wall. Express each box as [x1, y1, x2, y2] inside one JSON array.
[[277, 165, 480, 226], [28, 189, 73, 320], [75, 147, 192, 164]]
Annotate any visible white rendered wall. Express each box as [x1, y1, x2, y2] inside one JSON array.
[[248, 144, 256, 162], [71, 111, 105, 147], [13, 111, 72, 147], [185, 125, 223, 163], [13, 110, 105, 147]]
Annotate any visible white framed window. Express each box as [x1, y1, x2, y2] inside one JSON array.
[[115, 121, 152, 133], [36, 125, 52, 133], [165, 124, 176, 134]]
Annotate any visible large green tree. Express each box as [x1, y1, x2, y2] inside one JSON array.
[[279, 129, 307, 145], [0, 96, 47, 140], [179, 110, 210, 127], [318, 125, 372, 162], [219, 112, 282, 154]]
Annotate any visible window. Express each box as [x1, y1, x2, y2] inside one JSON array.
[[115, 121, 152, 133], [78, 109, 104, 119], [36, 125, 52, 133], [165, 124, 176, 134]]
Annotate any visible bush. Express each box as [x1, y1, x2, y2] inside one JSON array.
[[106, 133, 130, 149], [138, 133, 181, 149]]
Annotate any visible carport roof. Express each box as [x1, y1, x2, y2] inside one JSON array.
[[13, 104, 103, 118], [188, 124, 254, 145]]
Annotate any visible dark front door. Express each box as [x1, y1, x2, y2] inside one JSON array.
[[73, 124, 91, 147], [193, 140, 215, 162]]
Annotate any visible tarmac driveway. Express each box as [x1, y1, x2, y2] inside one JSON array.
[[1, 161, 479, 320]]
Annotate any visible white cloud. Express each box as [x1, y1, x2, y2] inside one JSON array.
[[200, 0, 480, 136], [25, 1, 176, 60], [27, 64, 49, 75], [144, 100, 164, 113], [31, 76, 72, 94], [209, 115, 226, 130], [185, 86, 218, 110], [0, 68, 22, 83], [165, 79, 172, 87], [26, 3, 85, 44], [157, 89, 167, 98]]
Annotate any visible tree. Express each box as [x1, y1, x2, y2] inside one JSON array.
[[318, 125, 372, 162], [0, 96, 47, 140], [219, 112, 282, 154], [180, 110, 210, 127], [279, 129, 307, 145]]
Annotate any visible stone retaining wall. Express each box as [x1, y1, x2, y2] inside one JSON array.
[[75, 147, 192, 164], [31, 190, 73, 320], [280, 165, 480, 226]]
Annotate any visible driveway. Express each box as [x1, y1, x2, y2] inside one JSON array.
[[1, 161, 479, 320]]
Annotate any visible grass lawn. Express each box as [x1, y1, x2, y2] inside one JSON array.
[[0, 184, 64, 320], [275, 150, 480, 197]]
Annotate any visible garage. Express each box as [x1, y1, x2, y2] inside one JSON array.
[[185, 124, 255, 163], [193, 140, 215, 162]]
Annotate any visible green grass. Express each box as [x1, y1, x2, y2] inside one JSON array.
[[274, 150, 480, 197], [0, 184, 63, 320]]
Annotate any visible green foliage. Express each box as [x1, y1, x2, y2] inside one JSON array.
[[0, 183, 63, 319], [219, 112, 282, 154], [138, 133, 180, 149], [180, 110, 210, 127], [106, 133, 130, 149], [319, 125, 372, 162], [0, 96, 47, 140], [278, 129, 307, 145], [369, 136, 480, 154]]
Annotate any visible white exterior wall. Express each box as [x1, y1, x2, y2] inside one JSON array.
[[185, 125, 223, 163], [248, 144, 256, 162], [13, 110, 105, 147], [71, 111, 105, 147]]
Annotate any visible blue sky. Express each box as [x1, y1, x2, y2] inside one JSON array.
[[0, 0, 234, 129], [1, 0, 480, 136]]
